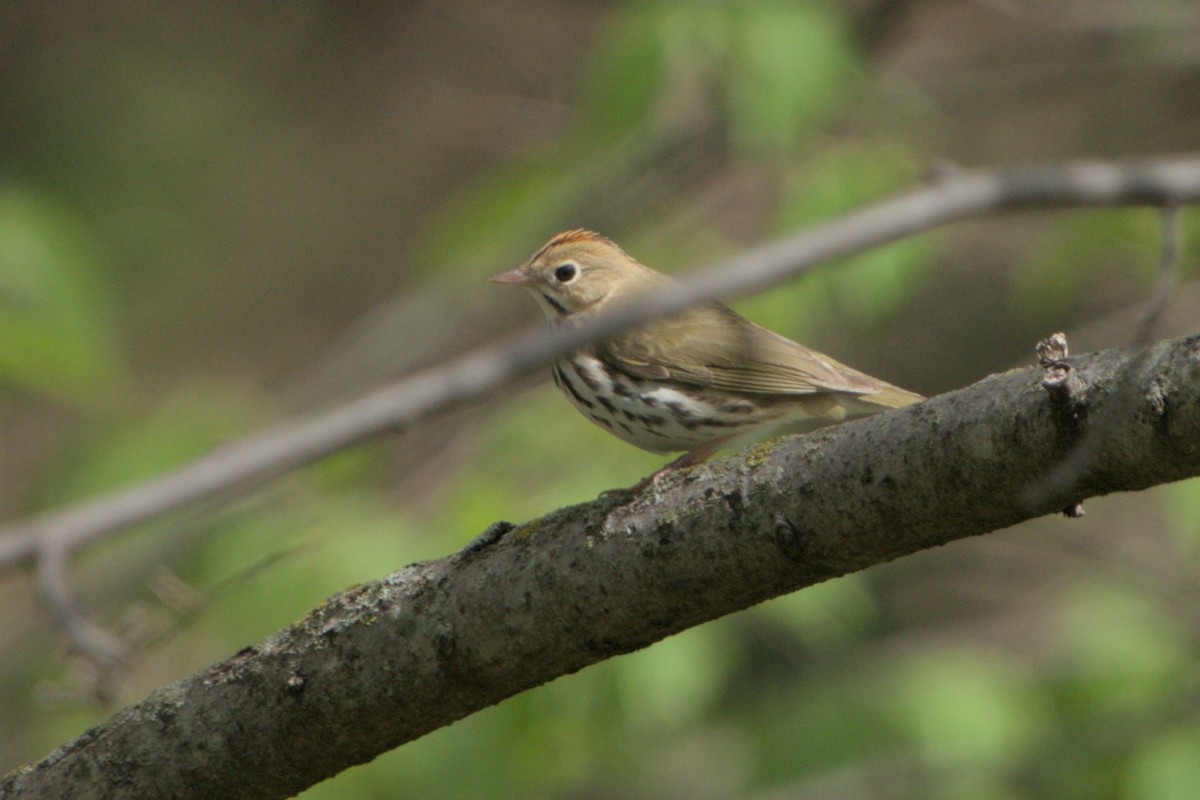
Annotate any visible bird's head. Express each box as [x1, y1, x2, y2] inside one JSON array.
[[490, 230, 664, 323]]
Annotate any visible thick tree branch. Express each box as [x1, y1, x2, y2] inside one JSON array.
[[4, 334, 1199, 800], [1, 155, 1199, 572]]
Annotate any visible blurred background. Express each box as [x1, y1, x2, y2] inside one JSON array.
[[2, 1, 1200, 797]]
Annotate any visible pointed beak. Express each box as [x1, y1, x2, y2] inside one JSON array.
[[489, 268, 532, 286]]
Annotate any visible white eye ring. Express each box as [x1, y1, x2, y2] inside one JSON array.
[[553, 263, 578, 283]]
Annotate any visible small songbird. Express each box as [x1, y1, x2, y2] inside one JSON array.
[[491, 230, 922, 475]]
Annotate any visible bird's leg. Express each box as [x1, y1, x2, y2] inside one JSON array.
[[619, 437, 730, 495], [661, 438, 728, 472]]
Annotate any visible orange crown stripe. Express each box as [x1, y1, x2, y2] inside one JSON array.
[[529, 229, 616, 262]]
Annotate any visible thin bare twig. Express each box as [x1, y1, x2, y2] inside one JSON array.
[[1, 155, 1199, 576], [1134, 203, 1182, 346], [35, 537, 127, 698]]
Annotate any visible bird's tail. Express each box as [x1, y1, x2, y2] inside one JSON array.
[[860, 382, 924, 409]]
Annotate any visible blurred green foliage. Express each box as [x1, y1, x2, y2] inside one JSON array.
[[2, 1, 1199, 798], [748, 139, 930, 337], [0, 188, 124, 404], [1013, 208, 1200, 322]]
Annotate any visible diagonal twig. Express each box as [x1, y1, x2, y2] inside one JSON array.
[[1, 155, 1199, 575]]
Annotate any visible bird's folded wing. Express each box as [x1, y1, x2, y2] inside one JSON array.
[[600, 304, 879, 396]]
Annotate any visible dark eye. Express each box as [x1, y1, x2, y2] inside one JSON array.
[[553, 263, 578, 283]]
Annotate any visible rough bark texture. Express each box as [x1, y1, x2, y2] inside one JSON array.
[[4, 335, 1199, 800]]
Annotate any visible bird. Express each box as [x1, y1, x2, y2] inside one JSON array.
[[491, 229, 922, 481]]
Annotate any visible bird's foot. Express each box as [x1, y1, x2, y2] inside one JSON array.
[[604, 439, 728, 498]]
